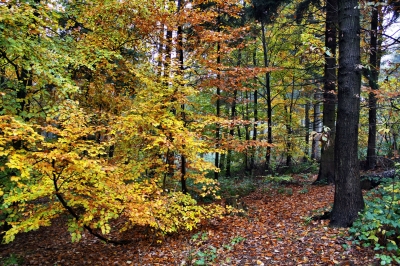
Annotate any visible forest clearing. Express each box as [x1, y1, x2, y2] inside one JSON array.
[[1, 0, 400, 265]]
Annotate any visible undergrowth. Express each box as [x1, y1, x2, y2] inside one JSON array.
[[1, 253, 24, 266], [349, 165, 400, 265], [186, 231, 245, 265], [218, 177, 257, 198]]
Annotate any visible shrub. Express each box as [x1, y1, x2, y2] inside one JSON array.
[[349, 172, 400, 265], [218, 177, 257, 198], [186, 231, 245, 265]]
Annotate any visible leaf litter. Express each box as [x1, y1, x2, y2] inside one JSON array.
[[0, 184, 377, 265]]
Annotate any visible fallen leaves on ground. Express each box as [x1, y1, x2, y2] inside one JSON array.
[[0, 184, 378, 265]]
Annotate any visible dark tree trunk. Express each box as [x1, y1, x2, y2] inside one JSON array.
[[214, 41, 221, 179], [251, 45, 258, 170], [330, 0, 364, 227], [226, 89, 237, 178], [261, 20, 272, 172], [317, 0, 338, 184], [177, 0, 187, 194], [245, 90, 251, 172], [163, 25, 175, 187], [285, 76, 296, 167], [366, 2, 382, 170], [303, 100, 311, 161], [214, 8, 222, 179], [226, 50, 241, 177]]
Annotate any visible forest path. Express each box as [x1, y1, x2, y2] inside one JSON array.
[[0, 184, 377, 265]]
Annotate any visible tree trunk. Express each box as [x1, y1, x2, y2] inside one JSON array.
[[226, 50, 241, 177], [261, 20, 272, 172], [177, 0, 187, 193], [214, 41, 221, 179], [251, 45, 258, 170], [285, 76, 296, 167], [366, 1, 382, 170], [245, 90, 251, 172], [317, 0, 338, 184], [312, 90, 322, 161], [226, 89, 237, 177], [214, 8, 222, 179], [330, 0, 364, 227], [303, 99, 311, 161]]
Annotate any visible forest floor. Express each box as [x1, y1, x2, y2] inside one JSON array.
[[0, 178, 379, 265]]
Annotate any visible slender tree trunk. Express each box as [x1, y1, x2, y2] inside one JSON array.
[[285, 111, 293, 167], [177, 0, 187, 193], [251, 46, 258, 170], [226, 92, 236, 177], [286, 77, 296, 167], [226, 50, 241, 177], [164, 27, 175, 189], [366, 2, 382, 170], [214, 8, 222, 179], [312, 89, 322, 161], [330, 0, 364, 227], [245, 90, 251, 172], [261, 20, 272, 172], [214, 41, 221, 179], [393, 133, 398, 154], [303, 99, 311, 161], [0, 66, 5, 114], [317, 0, 338, 184]]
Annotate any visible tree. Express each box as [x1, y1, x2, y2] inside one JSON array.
[[249, 0, 308, 172], [0, 0, 226, 244], [330, 0, 364, 227], [311, 89, 322, 161], [365, 1, 382, 170], [363, 0, 400, 169], [318, 0, 338, 184]]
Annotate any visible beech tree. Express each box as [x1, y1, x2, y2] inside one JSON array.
[[0, 0, 226, 244], [330, 0, 364, 227]]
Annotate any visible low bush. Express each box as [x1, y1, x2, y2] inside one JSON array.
[[218, 177, 257, 198], [349, 174, 400, 265], [186, 231, 245, 265]]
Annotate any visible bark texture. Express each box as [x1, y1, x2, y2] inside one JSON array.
[[311, 90, 322, 161], [330, 0, 364, 227], [317, 0, 337, 184], [366, 2, 382, 170]]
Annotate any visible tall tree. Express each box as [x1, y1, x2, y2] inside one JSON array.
[[296, 0, 338, 183], [330, 0, 364, 227], [318, 0, 338, 184], [365, 1, 381, 170], [363, 0, 400, 169], [250, 0, 291, 172], [260, 19, 273, 172]]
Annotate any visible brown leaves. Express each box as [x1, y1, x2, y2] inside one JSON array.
[[1, 183, 378, 265]]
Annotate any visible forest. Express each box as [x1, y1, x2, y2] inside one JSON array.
[[1, 0, 400, 265]]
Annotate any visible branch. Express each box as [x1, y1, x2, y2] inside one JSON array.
[[51, 166, 131, 245], [0, 50, 20, 80], [360, 27, 400, 45]]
